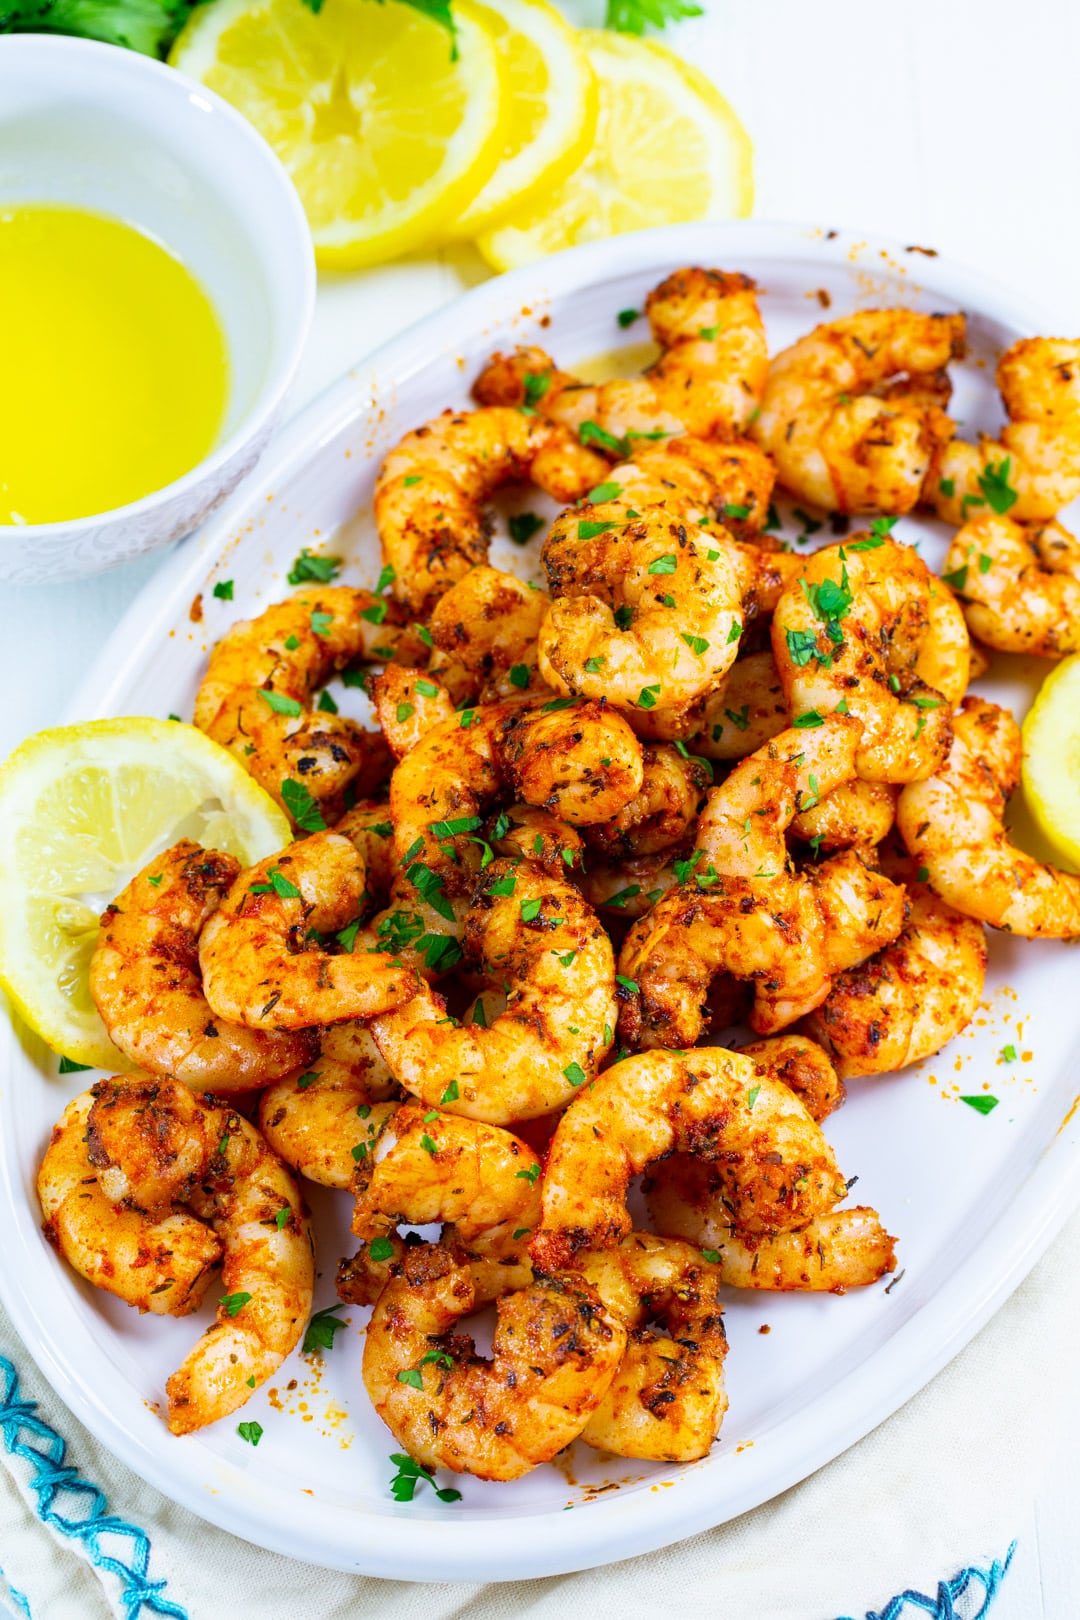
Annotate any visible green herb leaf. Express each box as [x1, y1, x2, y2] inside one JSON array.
[[588, 481, 623, 502], [317, 689, 339, 715], [959, 1094, 1000, 1115], [516, 1164, 541, 1185], [617, 308, 640, 328], [941, 564, 968, 591], [563, 1061, 587, 1087], [523, 370, 551, 409], [258, 690, 303, 717], [977, 457, 1018, 515], [701, 1248, 721, 1264], [237, 1420, 263, 1446], [680, 632, 709, 655], [579, 419, 628, 456], [220, 1291, 252, 1318], [213, 579, 234, 601], [605, 0, 703, 33], [303, 1304, 349, 1353], [508, 512, 544, 546], [520, 897, 543, 922], [793, 709, 825, 729], [58, 1056, 91, 1074], [369, 1236, 395, 1262], [287, 549, 342, 585], [637, 684, 661, 709], [281, 779, 328, 832], [1001, 1044, 1018, 1062], [747, 1085, 760, 1110], [648, 553, 677, 575]]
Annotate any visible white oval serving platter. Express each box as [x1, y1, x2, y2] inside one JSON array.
[[3, 222, 1079, 1581]]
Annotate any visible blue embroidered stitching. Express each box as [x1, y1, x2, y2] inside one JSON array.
[[0, 1355, 188, 1620], [0, 1564, 33, 1619], [841, 1541, 1017, 1620]]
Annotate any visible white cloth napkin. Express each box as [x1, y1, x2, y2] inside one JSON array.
[[3, 1210, 1077, 1620]]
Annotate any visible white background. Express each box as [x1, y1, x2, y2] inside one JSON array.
[[3, 2, 1079, 1612]]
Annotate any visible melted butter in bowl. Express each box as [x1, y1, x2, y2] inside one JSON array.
[[0, 205, 229, 527]]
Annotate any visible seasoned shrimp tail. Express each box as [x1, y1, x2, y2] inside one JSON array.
[[644, 1157, 896, 1292], [531, 1048, 846, 1272], [90, 840, 316, 1092]]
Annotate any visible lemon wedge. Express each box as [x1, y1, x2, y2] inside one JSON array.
[[0, 719, 290, 1069], [477, 29, 753, 272], [1022, 656, 1080, 871], [170, 0, 507, 269], [452, 0, 597, 239]]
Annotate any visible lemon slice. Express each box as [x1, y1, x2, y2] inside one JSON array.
[[170, 0, 506, 269], [0, 719, 290, 1069], [452, 0, 597, 239], [477, 29, 753, 272], [1022, 656, 1080, 872]]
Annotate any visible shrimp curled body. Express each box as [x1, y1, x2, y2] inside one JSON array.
[[53, 1076, 314, 1434], [531, 1047, 847, 1273], [258, 1023, 400, 1188], [752, 310, 965, 514], [898, 696, 1080, 937], [90, 841, 316, 1091], [361, 1243, 626, 1481], [942, 513, 1080, 657]]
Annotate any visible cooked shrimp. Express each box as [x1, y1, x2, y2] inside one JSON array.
[[694, 649, 790, 760], [805, 866, 987, 1077], [580, 848, 682, 921], [375, 408, 606, 616], [90, 841, 316, 1091], [82, 1076, 313, 1433], [790, 779, 899, 853], [199, 831, 418, 1030], [771, 537, 961, 783], [737, 1034, 845, 1122], [582, 744, 709, 862], [370, 665, 456, 759], [927, 338, 1080, 523], [259, 1023, 400, 1188], [606, 434, 776, 544], [941, 512, 1080, 657], [531, 1048, 845, 1273], [644, 1160, 896, 1292], [898, 695, 1080, 937], [488, 803, 586, 879], [194, 587, 422, 823], [473, 269, 768, 440], [372, 858, 617, 1122], [361, 1242, 625, 1481], [38, 1090, 221, 1317], [389, 695, 643, 898], [351, 1103, 540, 1283], [427, 565, 550, 701], [616, 718, 907, 1040], [537, 503, 745, 731], [752, 310, 965, 513], [575, 1234, 728, 1462]]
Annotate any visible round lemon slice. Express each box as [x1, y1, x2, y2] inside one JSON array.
[[477, 29, 753, 272], [452, 0, 597, 239], [1022, 655, 1080, 871], [0, 718, 291, 1070], [170, 0, 507, 269]]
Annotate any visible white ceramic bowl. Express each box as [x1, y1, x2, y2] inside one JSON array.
[[0, 36, 315, 584]]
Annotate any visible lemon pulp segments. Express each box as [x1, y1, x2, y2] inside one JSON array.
[[1022, 653, 1080, 872], [453, 0, 597, 238], [171, 0, 507, 268], [0, 719, 290, 1068], [478, 29, 753, 272]]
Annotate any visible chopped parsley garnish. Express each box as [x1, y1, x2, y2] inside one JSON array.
[[938, 477, 956, 498], [617, 308, 640, 327], [360, 599, 388, 626], [584, 655, 605, 673], [282, 778, 327, 832], [615, 974, 640, 993], [522, 371, 551, 410], [287, 549, 341, 585], [605, 884, 641, 908], [1001, 1044, 1017, 1062], [396, 701, 415, 724], [388, 1454, 461, 1505], [579, 419, 627, 456], [793, 709, 825, 728], [960, 1094, 1000, 1115], [589, 481, 623, 502], [520, 897, 543, 922], [368, 1236, 395, 1262], [637, 684, 661, 709], [647, 553, 677, 575], [237, 1421, 263, 1446], [941, 564, 968, 591], [977, 457, 1018, 515], [605, 0, 702, 34], [310, 610, 333, 637], [375, 563, 396, 594], [698, 324, 719, 340], [680, 633, 709, 655], [404, 475, 422, 487], [785, 628, 820, 668], [212, 579, 234, 601], [516, 1164, 541, 1185], [317, 689, 338, 715], [303, 1305, 349, 1354], [429, 815, 482, 838], [701, 1248, 721, 1264], [747, 1085, 760, 1110], [441, 1080, 460, 1104], [258, 690, 302, 717], [58, 1056, 91, 1074], [724, 705, 750, 732], [508, 512, 544, 546], [792, 507, 823, 537], [249, 867, 301, 899], [563, 1061, 587, 1087], [722, 502, 751, 520], [220, 1291, 252, 1318]]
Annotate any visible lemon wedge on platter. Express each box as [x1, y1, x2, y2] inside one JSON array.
[[452, 0, 597, 239], [1022, 653, 1080, 871], [477, 28, 753, 272], [171, 0, 507, 268], [0, 718, 290, 1070]]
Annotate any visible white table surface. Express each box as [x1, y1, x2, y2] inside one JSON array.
[[3, 2, 1078, 1612]]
